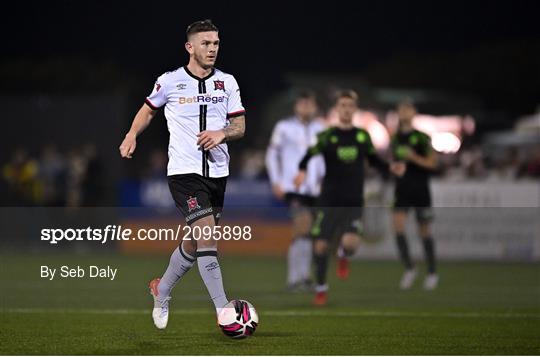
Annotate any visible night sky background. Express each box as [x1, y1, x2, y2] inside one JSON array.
[[0, 0, 539, 203], [1, 1, 540, 103], [2, 1, 539, 146]]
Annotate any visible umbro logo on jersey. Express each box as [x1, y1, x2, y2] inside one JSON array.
[[177, 83, 187, 90], [214, 80, 225, 91]]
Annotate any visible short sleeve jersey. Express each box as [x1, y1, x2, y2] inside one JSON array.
[[391, 129, 432, 187], [300, 127, 387, 206], [145, 66, 245, 178], [266, 117, 326, 196]]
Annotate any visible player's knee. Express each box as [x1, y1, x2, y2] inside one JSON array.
[[393, 212, 407, 232], [342, 242, 359, 254], [181, 240, 197, 256], [196, 236, 218, 249], [419, 223, 431, 239], [393, 219, 406, 231], [341, 233, 360, 253], [190, 215, 218, 249], [314, 240, 328, 255], [292, 210, 312, 236], [197, 241, 217, 251]]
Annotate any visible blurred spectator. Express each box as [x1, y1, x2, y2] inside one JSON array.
[[489, 147, 520, 180], [144, 149, 168, 179], [2, 142, 106, 207], [2, 148, 40, 205], [240, 149, 266, 180], [81, 143, 104, 206], [65, 147, 86, 207], [139, 149, 174, 208], [39, 144, 67, 206], [461, 146, 487, 179], [523, 148, 540, 178], [64, 144, 105, 207]]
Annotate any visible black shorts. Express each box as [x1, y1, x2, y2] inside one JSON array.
[[310, 207, 363, 241], [394, 183, 431, 205], [284, 193, 316, 208], [168, 174, 227, 225], [394, 186, 434, 223], [393, 206, 434, 223], [284, 193, 316, 217]]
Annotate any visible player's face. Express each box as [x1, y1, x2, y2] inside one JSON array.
[[294, 98, 317, 120], [397, 103, 416, 126], [336, 97, 357, 124], [186, 31, 220, 69]]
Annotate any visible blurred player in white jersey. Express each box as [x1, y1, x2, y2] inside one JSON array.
[[119, 20, 245, 329], [266, 91, 325, 291]]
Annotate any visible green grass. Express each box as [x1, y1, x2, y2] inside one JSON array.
[[1, 253, 539, 355]]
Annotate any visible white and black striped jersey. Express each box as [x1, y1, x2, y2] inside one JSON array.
[[145, 66, 245, 178]]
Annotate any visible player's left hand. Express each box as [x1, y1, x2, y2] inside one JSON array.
[[197, 130, 226, 150], [390, 162, 407, 177]]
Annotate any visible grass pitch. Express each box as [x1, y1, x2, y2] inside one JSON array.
[[1, 253, 539, 355]]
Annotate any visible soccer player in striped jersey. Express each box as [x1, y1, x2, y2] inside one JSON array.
[[119, 20, 245, 329]]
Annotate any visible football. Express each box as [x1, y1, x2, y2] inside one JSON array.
[[217, 299, 259, 339]]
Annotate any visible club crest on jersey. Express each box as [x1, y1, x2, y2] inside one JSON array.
[[214, 80, 225, 91], [186, 196, 201, 212]]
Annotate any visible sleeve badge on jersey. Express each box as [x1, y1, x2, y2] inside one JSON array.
[[187, 196, 201, 212], [155, 83, 161, 92], [214, 80, 225, 91]]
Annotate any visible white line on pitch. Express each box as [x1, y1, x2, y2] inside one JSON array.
[[2, 308, 540, 319]]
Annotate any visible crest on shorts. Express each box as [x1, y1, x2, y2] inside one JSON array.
[[186, 196, 201, 212], [214, 80, 225, 91]]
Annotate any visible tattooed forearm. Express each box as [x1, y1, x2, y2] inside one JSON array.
[[223, 116, 245, 142]]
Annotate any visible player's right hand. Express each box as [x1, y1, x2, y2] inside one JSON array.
[[293, 171, 306, 190], [119, 133, 137, 159], [272, 184, 285, 200]]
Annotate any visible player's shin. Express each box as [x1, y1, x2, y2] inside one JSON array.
[[157, 242, 195, 299], [396, 233, 414, 270], [313, 243, 329, 305], [287, 239, 302, 286], [297, 236, 313, 282], [422, 236, 436, 274], [313, 239, 329, 290], [197, 247, 228, 314]]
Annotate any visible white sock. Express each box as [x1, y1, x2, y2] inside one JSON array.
[[196, 248, 228, 314], [297, 236, 313, 281], [288, 238, 305, 285], [157, 243, 195, 300]]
